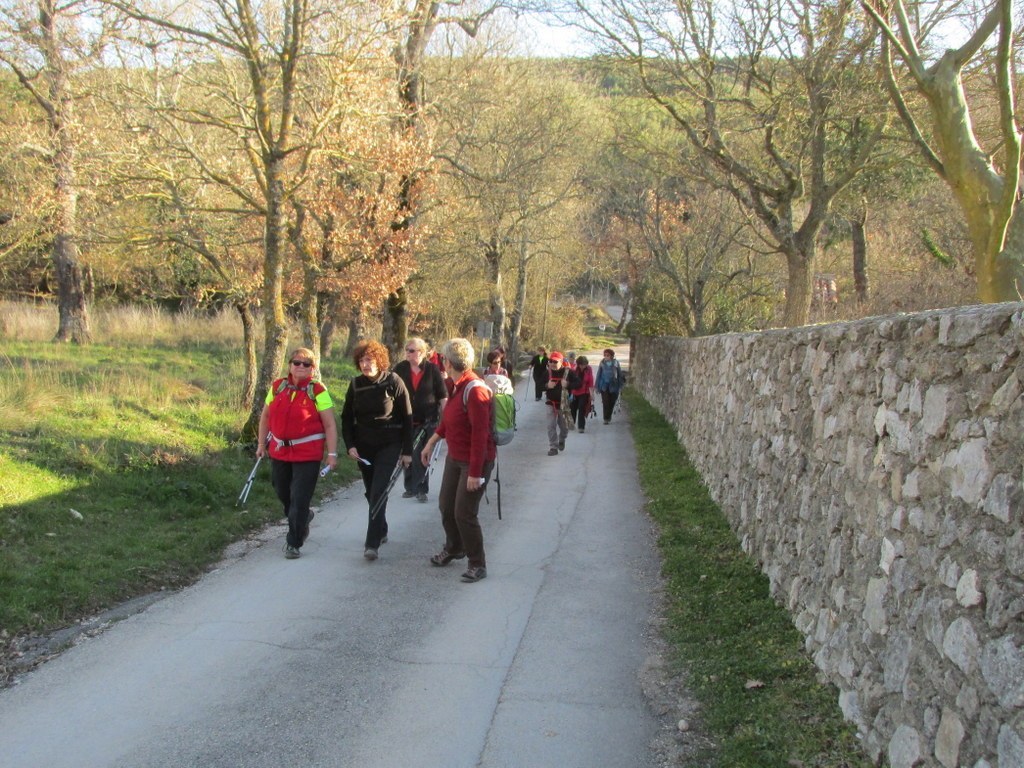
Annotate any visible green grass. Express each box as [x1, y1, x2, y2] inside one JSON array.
[[0, 333, 359, 636], [624, 389, 870, 768]]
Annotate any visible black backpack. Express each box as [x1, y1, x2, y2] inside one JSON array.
[[565, 367, 582, 391]]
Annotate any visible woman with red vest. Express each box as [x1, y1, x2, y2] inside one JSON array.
[[256, 347, 339, 559]]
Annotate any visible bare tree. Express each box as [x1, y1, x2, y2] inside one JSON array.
[[0, 0, 110, 342], [573, 0, 890, 326], [108, 0, 390, 435], [862, 0, 1023, 301]]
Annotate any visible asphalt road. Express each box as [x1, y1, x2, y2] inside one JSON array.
[[0, 352, 668, 768]]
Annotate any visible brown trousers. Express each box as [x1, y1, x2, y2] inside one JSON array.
[[436, 456, 494, 569]]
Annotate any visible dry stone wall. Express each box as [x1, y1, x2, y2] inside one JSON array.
[[631, 302, 1024, 768]]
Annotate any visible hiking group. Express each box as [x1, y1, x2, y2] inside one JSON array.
[[254, 339, 623, 583]]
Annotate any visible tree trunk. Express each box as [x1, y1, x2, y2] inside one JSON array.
[[507, 240, 529, 369], [851, 209, 869, 304], [237, 300, 258, 410], [43, 4, 90, 344], [345, 308, 371, 357], [783, 250, 814, 328], [381, 287, 408, 360], [615, 290, 630, 334], [243, 165, 290, 439], [485, 238, 506, 351]]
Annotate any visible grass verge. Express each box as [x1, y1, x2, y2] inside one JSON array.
[[0, 336, 359, 653], [624, 388, 871, 768]]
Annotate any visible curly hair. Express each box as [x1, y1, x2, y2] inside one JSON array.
[[352, 339, 390, 371]]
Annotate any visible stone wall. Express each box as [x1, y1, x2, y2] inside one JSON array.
[[631, 302, 1024, 768]]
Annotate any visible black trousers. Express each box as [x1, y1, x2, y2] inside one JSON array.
[[570, 393, 591, 430], [357, 440, 403, 549], [270, 459, 321, 548], [600, 390, 619, 421], [403, 423, 434, 495]]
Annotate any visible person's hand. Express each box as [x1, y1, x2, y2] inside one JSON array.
[[466, 476, 483, 492], [255, 442, 266, 459], [347, 447, 360, 461], [401, 454, 413, 468]]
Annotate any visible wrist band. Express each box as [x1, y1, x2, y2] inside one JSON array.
[[327, 452, 337, 456]]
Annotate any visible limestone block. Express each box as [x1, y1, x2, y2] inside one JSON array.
[[956, 569, 984, 607], [922, 384, 950, 437], [888, 724, 923, 768], [1006, 529, 1024, 578], [942, 438, 991, 505], [943, 617, 979, 673], [880, 537, 898, 574], [998, 724, 1024, 768], [865, 577, 889, 634], [990, 370, 1022, 411], [980, 635, 1024, 708], [983, 473, 1018, 524], [934, 708, 965, 768]]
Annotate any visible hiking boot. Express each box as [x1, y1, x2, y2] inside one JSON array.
[[284, 544, 301, 559], [401, 490, 416, 498], [381, 535, 388, 544], [430, 548, 466, 566], [363, 548, 378, 561], [603, 420, 610, 425], [547, 447, 558, 456], [460, 566, 487, 583], [417, 492, 428, 503], [579, 428, 585, 433], [558, 439, 565, 451]]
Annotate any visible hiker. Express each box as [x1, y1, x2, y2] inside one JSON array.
[[527, 345, 549, 401], [483, 349, 508, 378], [543, 351, 570, 455], [392, 336, 448, 503], [595, 348, 624, 424], [419, 338, 494, 583], [567, 355, 595, 433], [340, 340, 414, 561], [256, 347, 339, 560]]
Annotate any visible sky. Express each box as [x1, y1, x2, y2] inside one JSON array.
[[517, 13, 596, 58]]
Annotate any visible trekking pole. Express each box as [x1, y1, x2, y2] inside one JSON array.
[[369, 460, 405, 521], [426, 439, 444, 477], [237, 454, 263, 506]]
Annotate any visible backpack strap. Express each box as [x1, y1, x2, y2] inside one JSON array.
[[462, 378, 486, 409]]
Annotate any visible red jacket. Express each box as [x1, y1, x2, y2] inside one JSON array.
[[436, 371, 496, 477], [570, 364, 594, 396], [266, 377, 333, 462]]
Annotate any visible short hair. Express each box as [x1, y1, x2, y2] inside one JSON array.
[[487, 350, 503, 365], [352, 339, 390, 371], [288, 347, 315, 366], [603, 348, 615, 357], [576, 355, 588, 366], [405, 337, 427, 353], [442, 338, 475, 372]]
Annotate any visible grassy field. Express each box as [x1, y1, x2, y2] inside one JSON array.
[[624, 389, 870, 768], [0, 302, 358, 644]]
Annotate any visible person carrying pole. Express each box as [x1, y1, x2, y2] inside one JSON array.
[[256, 348, 339, 559], [341, 340, 414, 561]]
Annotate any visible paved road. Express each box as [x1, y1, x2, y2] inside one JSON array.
[[0, 353, 665, 768]]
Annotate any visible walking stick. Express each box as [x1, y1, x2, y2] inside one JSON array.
[[237, 454, 263, 506], [369, 460, 405, 521]]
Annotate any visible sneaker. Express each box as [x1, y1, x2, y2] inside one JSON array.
[[401, 490, 416, 498], [547, 447, 558, 456], [284, 544, 301, 559], [363, 548, 378, 560], [380, 535, 388, 544], [430, 548, 466, 566], [603, 420, 610, 425], [460, 566, 487, 583], [417, 492, 428, 503], [579, 428, 585, 433], [558, 439, 565, 451]]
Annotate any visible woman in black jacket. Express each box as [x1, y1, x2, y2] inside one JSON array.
[[392, 337, 448, 503], [341, 340, 414, 561]]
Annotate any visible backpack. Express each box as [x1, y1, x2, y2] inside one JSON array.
[[565, 367, 582, 391], [273, 378, 325, 401], [463, 375, 517, 446]]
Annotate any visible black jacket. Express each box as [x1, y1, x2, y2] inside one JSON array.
[[340, 371, 414, 454], [391, 359, 448, 427]]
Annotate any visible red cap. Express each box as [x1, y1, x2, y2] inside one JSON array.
[[549, 351, 564, 362]]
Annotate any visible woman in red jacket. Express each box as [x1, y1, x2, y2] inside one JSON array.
[[420, 338, 495, 583], [256, 348, 338, 559]]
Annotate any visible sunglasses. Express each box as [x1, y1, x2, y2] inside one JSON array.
[[406, 348, 419, 353], [290, 360, 313, 368]]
